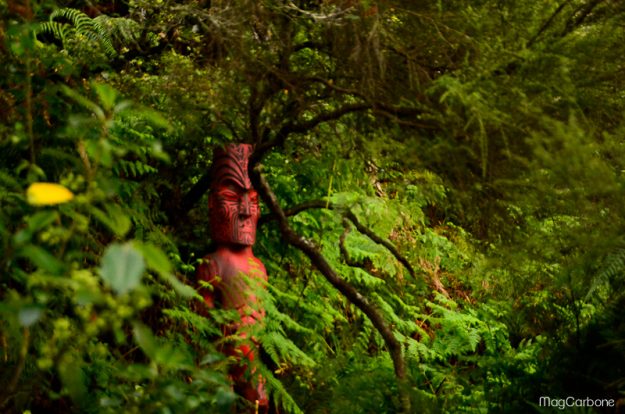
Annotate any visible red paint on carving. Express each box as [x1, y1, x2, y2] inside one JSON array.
[[199, 144, 268, 411], [209, 144, 260, 246]]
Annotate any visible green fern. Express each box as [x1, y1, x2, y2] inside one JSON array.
[[94, 15, 141, 48], [254, 283, 318, 368], [113, 160, 158, 178], [353, 318, 373, 353], [586, 248, 625, 300], [163, 306, 222, 337], [259, 366, 304, 414], [260, 330, 316, 368], [37, 8, 116, 57], [37, 20, 70, 43], [426, 294, 482, 358]]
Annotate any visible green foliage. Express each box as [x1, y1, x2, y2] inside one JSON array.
[[38, 8, 116, 57], [2, 0, 625, 413]]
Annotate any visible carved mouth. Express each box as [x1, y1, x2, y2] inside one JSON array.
[[238, 220, 253, 229]]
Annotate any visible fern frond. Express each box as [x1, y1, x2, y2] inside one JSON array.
[[45, 8, 116, 57], [426, 296, 482, 358], [265, 281, 342, 337], [113, 160, 157, 178], [36, 21, 70, 43], [587, 248, 625, 299], [94, 15, 141, 47], [162, 307, 221, 336], [259, 330, 316, 367], [353, 318, 373, 354], [259, 366, 304, 414], [373, 293, 420, 337]]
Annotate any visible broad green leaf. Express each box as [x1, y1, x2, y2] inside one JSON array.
[[200, 352, 225, 366], [214, 387, 237, 409], [14, 211, 59, 245], [93, 82, 118, 112], [113, 100, 133, 114], [132, 322, 158, 360], [90, 204, 131, 237], [135, 107, 171, 130], [61, 85, 105, 121], [132, 322, 192, 369], [164, 273, 196, 297], [137, 242, 172, 274], [26, 211, 60, 231], [19, 244, 65, 275], [18, 305, 43, 327], [150, 141, 170, 162], [136, 242, 195, 298], [58, 353, 87, 404], [100, 242, 145, 294], [329, 191, 361, 207], [7, 24, 36, 56]]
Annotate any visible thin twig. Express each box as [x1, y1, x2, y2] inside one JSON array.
[[0, 328, 30, 411]]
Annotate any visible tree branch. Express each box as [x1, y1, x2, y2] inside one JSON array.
[[249, 82, 262, 145], [340, 219, 370, 270], [561, 0, 606, 38], [249, 168, 411, 413], [260, 199, 417, 280], [250, 102, 372, 167], [344, 209, 417, 280], [181, 92, 430, 215], [527, 0, 573, 48], [0, 328, 29, 411], [178, 102, 371, 215], [180, 170, 213, 214]]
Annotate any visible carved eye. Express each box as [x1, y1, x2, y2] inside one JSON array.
[[249, 191, 259, 203], [219, 190, 239, 202]]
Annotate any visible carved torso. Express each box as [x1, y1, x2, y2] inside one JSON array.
[[196, 143, 268, 410], [198, 247, 267, 327]]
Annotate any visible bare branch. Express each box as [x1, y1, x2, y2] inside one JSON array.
[[340, 219, 370, 270], [180, 95, 430, 215], [180, 171, 213, 214], [250, 102, 372, 167], [302, 76, 369, 99], [344, 209, 417, 280], [561, 0, 606, 38], [285, 2, 354, 23], [371, 107, 435, 129], [260, 199, 417, 280], [293, 103, 372, 134], [527, 0, 573, 48]]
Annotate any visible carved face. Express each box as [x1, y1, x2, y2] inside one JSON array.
[[209, 144, 260, 246]]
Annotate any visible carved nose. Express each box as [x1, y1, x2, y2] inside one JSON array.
[[239, 194, 251, 217]]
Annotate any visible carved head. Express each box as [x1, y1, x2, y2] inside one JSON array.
[[209, 144, 260, 246]]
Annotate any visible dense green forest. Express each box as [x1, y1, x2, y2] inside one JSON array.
[[2, 0, 625, 412]]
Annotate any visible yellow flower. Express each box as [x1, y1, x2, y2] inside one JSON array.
[[26, 182, 74, 206]]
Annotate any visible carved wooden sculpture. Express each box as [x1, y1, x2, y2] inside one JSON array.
[[197, 144, 268, 411]]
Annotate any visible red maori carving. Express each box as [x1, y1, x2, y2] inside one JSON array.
[[198, 144, 268, 412], [209, 144, 260, 246]]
